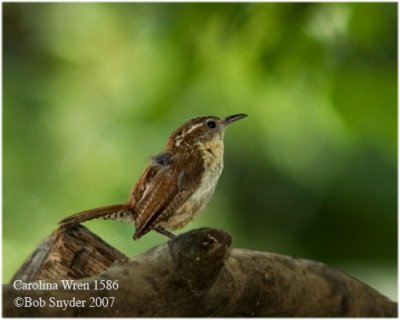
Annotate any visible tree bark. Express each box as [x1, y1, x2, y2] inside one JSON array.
[[3, 225, 397, 317]]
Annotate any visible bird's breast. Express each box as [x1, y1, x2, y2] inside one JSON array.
[[160, 140, 224, 230], [190, 139, 224, 208]]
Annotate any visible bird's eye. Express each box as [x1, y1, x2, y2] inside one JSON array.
[[207, 121, 216, 129]]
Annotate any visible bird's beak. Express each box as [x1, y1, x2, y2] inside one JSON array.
[[223, 114, 248, 126]]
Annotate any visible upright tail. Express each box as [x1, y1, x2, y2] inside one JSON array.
[[59, 204, 134, 225]]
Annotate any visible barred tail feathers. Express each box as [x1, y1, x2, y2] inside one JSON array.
[[58, 204, 134, 225]]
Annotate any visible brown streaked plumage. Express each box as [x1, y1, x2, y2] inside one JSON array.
[[59, 114, 247, 240]]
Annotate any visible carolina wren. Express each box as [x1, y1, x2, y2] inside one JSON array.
[[59, 114, 247, 240]]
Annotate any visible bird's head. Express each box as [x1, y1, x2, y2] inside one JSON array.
[[167, 114, 247, 150]]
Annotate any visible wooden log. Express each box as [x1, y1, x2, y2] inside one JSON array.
[[11, 224, 126, 282], [3, 227, 397, 317]]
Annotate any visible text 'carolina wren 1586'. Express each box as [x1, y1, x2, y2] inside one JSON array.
[[59, 114, 247, 240]]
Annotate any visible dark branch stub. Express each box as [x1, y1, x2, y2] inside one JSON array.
[[169, 228, 232, 292]]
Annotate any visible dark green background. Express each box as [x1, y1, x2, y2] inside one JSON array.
[[3, 3, 397, 299]]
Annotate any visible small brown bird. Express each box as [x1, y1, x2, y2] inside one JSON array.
[[59, 114, 247, 240]]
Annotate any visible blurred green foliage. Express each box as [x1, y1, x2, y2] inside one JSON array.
[[3, 3, 397, 299]]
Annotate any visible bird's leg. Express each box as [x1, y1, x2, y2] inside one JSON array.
[[154, 226, 176, 239]]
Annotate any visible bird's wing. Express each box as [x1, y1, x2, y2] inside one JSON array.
[[129, 151, 204, 239]]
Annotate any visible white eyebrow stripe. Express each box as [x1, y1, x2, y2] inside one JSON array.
[[185, 122, 203, 135], [174, 122, 204, 147], [175, 136, 183, 147]]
